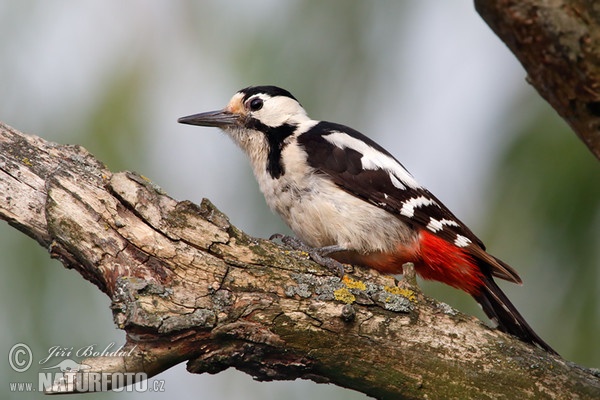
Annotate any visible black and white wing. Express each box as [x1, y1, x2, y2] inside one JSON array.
[[297, 121, 522, 283], [297, 122, 482, 246]]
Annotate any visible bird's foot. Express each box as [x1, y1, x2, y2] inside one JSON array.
[[269, 234, 347, 277]]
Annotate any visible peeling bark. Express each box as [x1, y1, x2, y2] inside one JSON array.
[[2, 122, 599, 399]]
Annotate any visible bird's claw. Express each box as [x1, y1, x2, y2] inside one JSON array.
[[270, 234, 347, 277], [269, 233, 305, 249]]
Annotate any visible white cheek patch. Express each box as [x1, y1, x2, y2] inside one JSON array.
[[254, 96, 308, 127], [400, 196, 437, 218], [323, 131, 420, 189]]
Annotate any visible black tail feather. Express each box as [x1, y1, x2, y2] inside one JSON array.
[[472, 274, 557, 355]]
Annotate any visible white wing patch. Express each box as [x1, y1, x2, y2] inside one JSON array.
[[389, 174, 406, 190], [400, 196, 437, 218], [323, 131, 420, 189], [454, 234, 472, 247], [426, 217, 459, 232]]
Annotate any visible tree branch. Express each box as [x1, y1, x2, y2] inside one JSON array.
[[1, 122, 599, 399], [475, 0, 600, 159]]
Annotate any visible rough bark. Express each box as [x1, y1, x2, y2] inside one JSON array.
[[475, 0, 600, 159], [1, 122, 599, 399]]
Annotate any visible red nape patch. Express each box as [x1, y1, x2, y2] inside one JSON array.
[[416, 230, 484, 295]]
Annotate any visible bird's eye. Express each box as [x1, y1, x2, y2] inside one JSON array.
[[248, 98, 263, 111]]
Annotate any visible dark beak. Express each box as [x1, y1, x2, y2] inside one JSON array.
[[177, 110, 239, 128]]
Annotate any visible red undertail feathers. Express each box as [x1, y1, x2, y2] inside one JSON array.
[[417, 230, 557, 354]]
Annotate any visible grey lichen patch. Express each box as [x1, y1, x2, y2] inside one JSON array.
[[211, 289, 234, 312], [116, 276, 151, 294], [138, 281, 173, 297], [285, 283, 312, 298], [126, 302, 164, 330], [285, 273, 414, 313], [338, 276, 413, 312], [158, 308, 216, 333], [285, 273, 343, 301], [587, 367, 600, 378], [111, 276, 175, 330], [372, 290, 412, 313], [437, 302, 458, 316]]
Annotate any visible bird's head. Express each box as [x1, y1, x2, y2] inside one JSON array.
[[178, 86, 310, 145], [179, 85, 317, 178]]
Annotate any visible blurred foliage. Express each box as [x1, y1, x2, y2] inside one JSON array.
[[228, 0, 410, 123], [484, 104, 600, 366], [77, 66, 147, 172]]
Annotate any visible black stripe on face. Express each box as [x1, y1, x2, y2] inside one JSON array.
[[246, 117, 297, 179]]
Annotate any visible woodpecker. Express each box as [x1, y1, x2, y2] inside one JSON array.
[[178, 85, 556, 354]]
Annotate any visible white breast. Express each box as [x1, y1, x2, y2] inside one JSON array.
[[254, 142, 415, 254], [225, 120, 416, 254]]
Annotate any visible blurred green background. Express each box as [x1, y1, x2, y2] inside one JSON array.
[[1, 1, 598, 399]]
